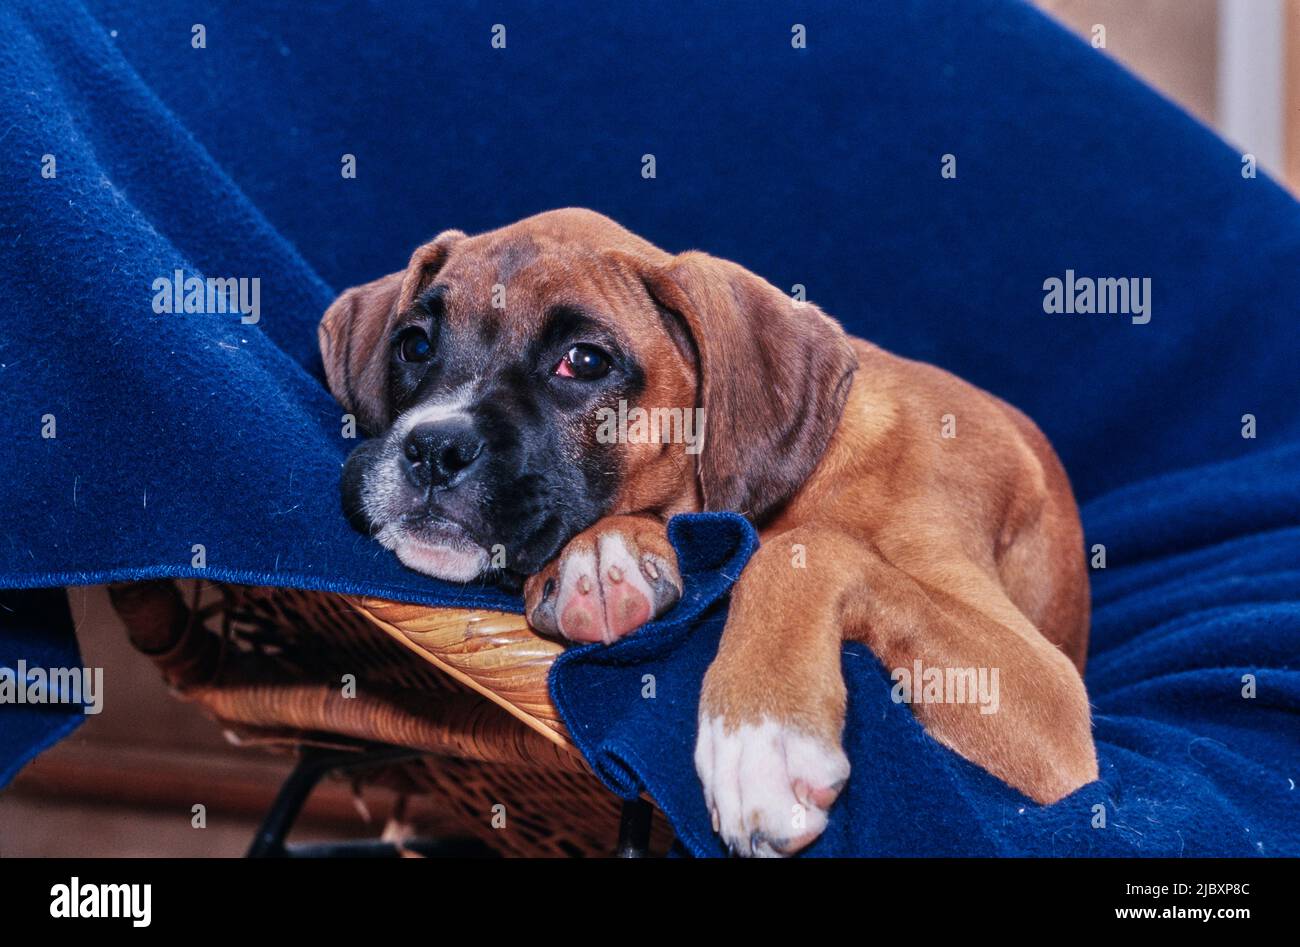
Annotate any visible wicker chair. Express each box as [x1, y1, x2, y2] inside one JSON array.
[[106, 581, 674, 857]]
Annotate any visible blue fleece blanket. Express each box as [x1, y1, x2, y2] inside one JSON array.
[[1, 0, 1296, 855]]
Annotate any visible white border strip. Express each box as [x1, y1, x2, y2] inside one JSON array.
[[1217, 0, 1285, 170]]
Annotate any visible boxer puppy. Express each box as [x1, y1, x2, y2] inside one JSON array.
[[321, 208, 1097, 857]]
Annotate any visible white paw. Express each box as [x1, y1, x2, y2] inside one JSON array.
[[694, 714, 849, 857]]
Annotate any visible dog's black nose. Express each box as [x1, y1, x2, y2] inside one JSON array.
[[401, 421, 485, 489]]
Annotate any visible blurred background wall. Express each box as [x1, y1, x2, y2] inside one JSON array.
[[1039, 0, 1299, 189]]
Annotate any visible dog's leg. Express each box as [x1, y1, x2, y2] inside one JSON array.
[[694, 528, 858, 857], [696, 527, 1096, 857], [850, 548, 1097, 806], [524, 515, 682, 644]]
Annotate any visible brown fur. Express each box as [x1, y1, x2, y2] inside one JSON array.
[[320, 208, 1097, 841]]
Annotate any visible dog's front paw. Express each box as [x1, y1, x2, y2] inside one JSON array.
[[524, 515, 681, 644], [695, 713, 849, 857]]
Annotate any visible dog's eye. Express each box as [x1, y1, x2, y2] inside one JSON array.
[[555, 344, 611, 380], [396, 327, 433, 363]]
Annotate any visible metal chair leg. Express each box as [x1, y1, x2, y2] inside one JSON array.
[[616, 797, 653, 857], [246, 745, 421, 857], [254, 747, 657, 858]]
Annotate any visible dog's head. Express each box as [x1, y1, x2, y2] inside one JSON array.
[[320, 208, 856, 584]]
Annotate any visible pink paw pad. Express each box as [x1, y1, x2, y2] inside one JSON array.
[[602, 565, 652, 638], [527, 526, 682, 646]]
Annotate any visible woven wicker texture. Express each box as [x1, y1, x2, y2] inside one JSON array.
[[351, 597, 568, 745], [107, 581, 672, 856]]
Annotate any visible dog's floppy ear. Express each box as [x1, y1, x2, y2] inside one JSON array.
[[636, 251, 857, 522], [318, 230, 464, 434]]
